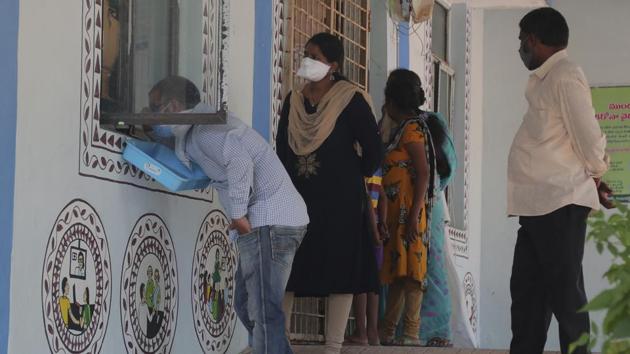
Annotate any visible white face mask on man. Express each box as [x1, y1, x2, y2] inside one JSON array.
[[296, 57, 331, 82]]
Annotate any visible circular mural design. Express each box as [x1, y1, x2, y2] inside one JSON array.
[[192, 210, 238, 353], [463, 272, 478, 333], [120, 214, 178, 354], [41, 199, 112, 353]]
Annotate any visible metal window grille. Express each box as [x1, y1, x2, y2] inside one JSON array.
[[285, 0, 370, 93], [287, 297, 327, 343]]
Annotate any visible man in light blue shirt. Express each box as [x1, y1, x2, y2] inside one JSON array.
[[147, 76, 309, 354]]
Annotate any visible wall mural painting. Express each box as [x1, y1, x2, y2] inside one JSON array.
[[463, 272, 478, 334], [270, 0, 285, 147], [192, 210, 238, 353], [120, 214, 178, 354], [41, 199, 112, 354], [448, 227, 469, 261]]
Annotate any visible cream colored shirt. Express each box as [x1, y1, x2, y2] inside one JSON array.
[[508, 50, 608, 216]]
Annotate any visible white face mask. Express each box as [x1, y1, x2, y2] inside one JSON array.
[[296, 57, 331, 82]]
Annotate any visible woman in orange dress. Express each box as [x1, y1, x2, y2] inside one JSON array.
[[379, 69, 437, 346]]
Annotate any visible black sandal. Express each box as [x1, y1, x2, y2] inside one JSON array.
[[426, 337, 453, 347]]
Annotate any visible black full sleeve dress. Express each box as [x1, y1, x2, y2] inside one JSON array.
[[276, 90, 384, 296]]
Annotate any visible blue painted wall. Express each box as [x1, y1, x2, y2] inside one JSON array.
[[252, 0, 273, 140], [0, 0, 18, 352], [398, 22, 410, 69]]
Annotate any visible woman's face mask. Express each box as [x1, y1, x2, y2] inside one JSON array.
[[297, 57, 331, 82]]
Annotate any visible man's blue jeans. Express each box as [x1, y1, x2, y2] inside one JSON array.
[[234, 225, 306, 354]]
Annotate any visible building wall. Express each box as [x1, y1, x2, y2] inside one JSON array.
[[368, 0, 397, 112], [479, 1, 630, 350], [9, 1, 254, 353]]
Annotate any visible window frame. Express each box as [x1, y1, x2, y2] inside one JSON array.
[[431, 0, 450, 63], [78, 0, 229, 200], [99, 0, 228, 130], [433, 56, 455, 130]]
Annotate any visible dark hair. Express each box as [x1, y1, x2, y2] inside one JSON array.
[[84, 287, 90, 303], [519, 7, 569, 47], [385, 69, 426, 115], [151, 75, 201, 109], [425, 115, 451, 179], [62, 277, 68, 291], [306, 32, 346, 81]]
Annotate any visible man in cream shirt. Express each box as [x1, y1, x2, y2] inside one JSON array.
[[508, 8, 611, 354]]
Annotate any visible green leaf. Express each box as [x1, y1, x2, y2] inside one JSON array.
[[590, 210, 605, 219], [568, 332, 590, 354], [612, 316, 630, 339], [608, 243, 620, 256], [582, 289, 616, 312], [608, 338, 630, 354], [603, 301, 628, 333]]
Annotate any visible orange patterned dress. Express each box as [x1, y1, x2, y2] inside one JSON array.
[[380, 121, 429, 286]]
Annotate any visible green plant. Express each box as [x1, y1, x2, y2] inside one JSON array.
[[570, 203, 630, 354]]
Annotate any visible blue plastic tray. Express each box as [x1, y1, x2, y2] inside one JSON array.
[[123, 139, 211, 192]]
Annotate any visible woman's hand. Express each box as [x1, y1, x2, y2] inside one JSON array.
[[405, 214, 420, 243], [377, 222, 390, 242]]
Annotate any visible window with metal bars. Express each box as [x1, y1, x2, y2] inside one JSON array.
[[284, 0, 371, 94]]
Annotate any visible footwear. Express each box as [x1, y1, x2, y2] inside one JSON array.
[[426, 337, 452, 347], [395, 336, 422, 346]]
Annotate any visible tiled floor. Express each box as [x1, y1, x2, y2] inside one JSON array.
[[293, 346, 561, 353]]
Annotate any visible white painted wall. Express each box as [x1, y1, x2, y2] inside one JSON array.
[[461, 8, 485, 347], [368, 0, 390, 112], [226, 0, 255, 126], [9, 0, 254, 352], [479, 8, 526, 349], [478, 1, 630, 350]]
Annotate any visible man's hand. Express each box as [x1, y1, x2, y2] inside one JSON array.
[[229, 217, 252, 235], [597, 180, 615, 209]]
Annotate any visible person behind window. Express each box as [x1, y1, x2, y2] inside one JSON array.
[[378, 69, 438, 347], [275, 32, 384, 354], [146, 76, 309, 354], [508, 8, 612, 354]]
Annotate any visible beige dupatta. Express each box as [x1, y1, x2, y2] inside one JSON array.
[[288, 80, 374, 156]]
